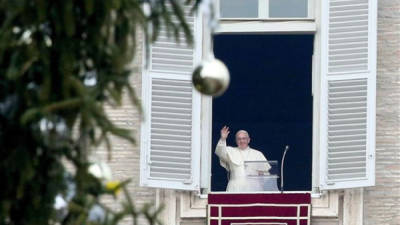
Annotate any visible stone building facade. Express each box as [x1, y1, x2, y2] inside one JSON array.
[[364, 0, 400, 224], [97, 0, 400, 224]]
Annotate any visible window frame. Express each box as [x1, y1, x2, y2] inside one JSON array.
[[199, 20, 319, 194], [192, 3, 343, 217]]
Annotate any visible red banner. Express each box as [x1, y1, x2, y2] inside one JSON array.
[[208, 193, 311, 225]]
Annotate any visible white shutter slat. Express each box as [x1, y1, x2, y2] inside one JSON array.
[[152, 57, 193, 65], [151, 108, 191, 115], [152, 101, 192, 109], [329, 36, 368, 44], [151, 123, 191, 131], [152, 112, 192, 119], [327, 173, 366, 181], [330, 15, 368, 23], [329, 149, 367, 156], [330, 0, 367, 5], [329, 25, 368, 33], [152, 90, 192, 98], [151, 161, 191, 169], [151, 65, 193, 74], [329, 113, 367, 120], [151, 166, 191, 173], [151, 145, 191, 152], [328, 127, 367, 135], [329, 134, 366, 142], [320, 0, 376, 189], [151, 150, 191, 158], [151, 127, 191, 135], [152, 86, 192, 93], [328, 155, 365, 161], [330, 48, 368, 57], [151, 155, 191, 163], [152, 134, 191, 141], [329, 108, 366, 115], [329, 20, 368, 28], [330, 10, 368, 18], [152, 138, 191, 146], [149, 172, 190, 180]]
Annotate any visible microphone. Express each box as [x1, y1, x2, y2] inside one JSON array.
[[280, 145, 290, 192]]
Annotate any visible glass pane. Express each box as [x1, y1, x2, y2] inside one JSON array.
[[220, 0, 258, 18], [269, 0, 308, 18]]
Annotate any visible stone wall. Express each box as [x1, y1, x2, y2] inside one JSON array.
[[364, 0, 400, 225], [99, 0, 400, 224], [96, 31, 157, 225]]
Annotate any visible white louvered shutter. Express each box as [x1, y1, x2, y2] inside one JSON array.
[[140, 5, 202, 190], [319, 0, 377, 190]]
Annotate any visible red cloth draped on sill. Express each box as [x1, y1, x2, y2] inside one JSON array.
[[208, 193, 311, 225]]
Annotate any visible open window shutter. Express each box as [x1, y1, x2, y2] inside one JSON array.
[[319, 0, 377, 190], [140, 5, 202, 190]]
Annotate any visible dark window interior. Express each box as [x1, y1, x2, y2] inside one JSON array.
[[211, 34, 314, 191]]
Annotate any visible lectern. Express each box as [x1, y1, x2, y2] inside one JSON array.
[[244, 160, 279, 191]]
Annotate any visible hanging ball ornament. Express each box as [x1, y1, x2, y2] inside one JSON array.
[[192, 58, 230, 97]]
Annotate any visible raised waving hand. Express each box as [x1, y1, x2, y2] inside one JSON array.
[[220, 126, 230, 140]]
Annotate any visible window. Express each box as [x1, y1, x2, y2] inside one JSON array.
[[269, 0, 308, 18], [140, 0, 377, 192], [219, 0, 313, 19], [211, 34, 314, 192], [219, 0, 258, 18]]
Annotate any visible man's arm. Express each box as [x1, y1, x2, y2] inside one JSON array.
[[215, 139, 229, 162], [215, 126, 230, 163]]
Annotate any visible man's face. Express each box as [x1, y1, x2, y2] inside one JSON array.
[[236, 132, 250, 150]]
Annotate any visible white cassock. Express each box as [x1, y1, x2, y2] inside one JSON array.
[[215, 140, 271, 192]]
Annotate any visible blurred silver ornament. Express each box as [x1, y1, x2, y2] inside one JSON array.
[[88, 161, 113, 181], [53, 172, 76, 222], [141, 2, 151, 17], [192, 58, 230, 97], [84, 70, 97, 86], [35, 116, 70, 149], [54, 194, 68, 221], [88, 204, 106, 223], [64, 173, 76, 201]]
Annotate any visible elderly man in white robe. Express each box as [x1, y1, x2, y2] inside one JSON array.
[[216, 126, 271, 192]]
